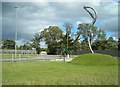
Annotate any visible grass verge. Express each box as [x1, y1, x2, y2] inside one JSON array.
[[2, 61, 118, 85]]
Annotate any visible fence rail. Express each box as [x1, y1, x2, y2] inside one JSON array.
[[1, 54, 76, 62], [0, 49, 36, 54], [1, 49, 119, 62]]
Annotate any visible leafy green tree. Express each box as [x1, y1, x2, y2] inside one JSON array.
[[78, 23, 99, 53], [60, 34, 78, 55], [106, 37, 118, 50], [39, 26, 63, 55], [0, 40, 2, 49], [41, 48, 48, 52], [2, 39, 15, 49], [118, 38, 120, 50], [92, 37, 118, 50], [63, 23, 72, 55], [92, 39, 108, 50], [97, 29, 106, 40], [32, 33, 41, 54], [19, 42, 32, 50], [80, 39, 89, 50], [92, 29, 107, 50], [62, 23, 81, 55]]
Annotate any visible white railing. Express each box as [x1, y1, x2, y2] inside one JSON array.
[[1, 54, 77, 62], [0, 49, 36, 54]]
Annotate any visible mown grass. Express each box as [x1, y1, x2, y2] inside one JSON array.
[[2, 61, 118, 85], [70, 53, 118, 66], [0, 58, 1, 86]]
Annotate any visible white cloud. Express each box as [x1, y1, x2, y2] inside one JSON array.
[[32, 2, 49, 7], [2, 0, 116, 2], [16, 39, 24, 46], [2, 1, 118, 47], [76, 21, 82, 25], [101, 17, 118, 32], [113, 37, 118, 41]]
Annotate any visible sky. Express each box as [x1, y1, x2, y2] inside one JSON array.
[[1, 0, 119, 48]]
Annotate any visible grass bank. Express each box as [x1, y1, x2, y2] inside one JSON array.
[[70, 53, 118, 66]]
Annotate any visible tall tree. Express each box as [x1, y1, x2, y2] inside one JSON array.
[[63, 23, 72, 56], [92, 29, 107, 50], [40, 26, 63, 55], [92, 36, 118, 50], [107, 37, 118, 50], [32, 33, 41, 54], [19, 42, 32, 50], [92, 39, 108, 50], [78, 23, 98, 53], [80, 39, 89, 50], [97, 29, 106, 40], [2, 39, 15, 49], [118, 38, 120, 50]]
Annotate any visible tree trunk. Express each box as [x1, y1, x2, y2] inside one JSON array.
[[87, 36, 94, 53]]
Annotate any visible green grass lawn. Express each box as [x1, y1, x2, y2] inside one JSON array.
[[2, 61, 118, 85], [70, 53, 118, 66]]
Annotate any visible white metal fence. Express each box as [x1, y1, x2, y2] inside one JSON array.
[[1, 54, 77, 62], [0, 49, 36, 54]]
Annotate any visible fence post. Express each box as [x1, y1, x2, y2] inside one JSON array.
[[37, 54, 39, 60], [63, 56, 65, 62], [12, 54, 14, 62], [2, 53, 4, 60], [19, 54, 21, 61]]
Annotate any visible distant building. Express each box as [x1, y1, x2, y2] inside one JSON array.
[[40, 51, 47, 55]]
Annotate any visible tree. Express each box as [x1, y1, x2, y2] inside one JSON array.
[[92, 39, 108, 50], [39, 26, 63, 55], [92, 29, 107, 50], [92, 36, 118, 50], [97, 29, 106, 40], [106, 37, 118, 50], [61, 23, 81, 55], [78, 23, 99, 53], [32, 33, 41, 54], [118, 38, 120, 50], [63, 23, 72, 56], [19, 42, 32, 50], [60, 34, 76, 55], [80, 39, 89, 50], [0, 40, 2, 49], [2, 39, 15, 49]]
